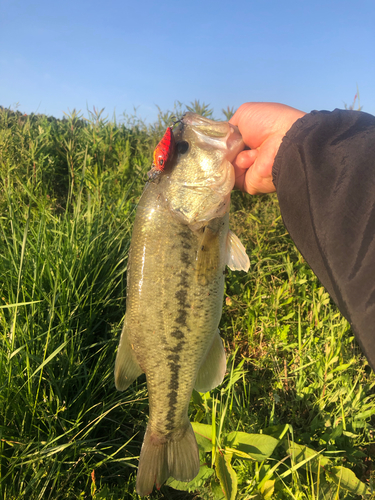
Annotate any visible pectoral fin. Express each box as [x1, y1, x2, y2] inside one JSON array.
[[225, 230, 250, 272], [194, 330, 227, 393], [114, 316, 144, 391]]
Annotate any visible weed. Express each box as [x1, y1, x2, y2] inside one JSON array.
[[0, 103, 373, 499]]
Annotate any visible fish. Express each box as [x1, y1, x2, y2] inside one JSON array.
[[114, 112, 250, 496]]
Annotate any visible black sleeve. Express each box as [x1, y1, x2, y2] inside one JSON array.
[[272, 109, 375, 371]]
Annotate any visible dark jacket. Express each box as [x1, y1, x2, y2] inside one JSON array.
[[272, 109, 375, 370]]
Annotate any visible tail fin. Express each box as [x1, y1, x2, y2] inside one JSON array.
[[136, 422, 200, 496]]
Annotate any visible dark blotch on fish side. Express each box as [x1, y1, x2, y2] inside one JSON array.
[[169, 361, 180, 380], [175, 309, 188, 327], [166, 388, 178, 404], [167, 353, 180, 363], [165, 362, 180, 432], [175, 288, 188, 305], [174, 269, 191, 328], [181, 240, 192, 250], [179, 270, 189, 288], [167, 340, 186, 353], [177, 230, 191, 239], [165, 389, 179, 432], [164, 230, 197, 437], [180, 251, 191, 266], [171, 329, 185, 339]]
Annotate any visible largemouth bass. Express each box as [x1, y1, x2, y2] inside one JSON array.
[[114, 113, 250, 496]]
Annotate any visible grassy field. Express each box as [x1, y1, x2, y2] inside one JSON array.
[[0, 104, 374, 500]]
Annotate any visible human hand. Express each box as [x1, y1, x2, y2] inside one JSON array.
[[229, 103, 306, 194]]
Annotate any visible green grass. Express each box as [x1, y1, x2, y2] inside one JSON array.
[[0, 104, 374, 499]]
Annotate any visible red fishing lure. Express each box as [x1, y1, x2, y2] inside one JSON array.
[[152, 126, 175, 171]]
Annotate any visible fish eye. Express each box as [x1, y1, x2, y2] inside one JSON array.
[[177, 141, 189, 154], [159, 158, 164, 166]]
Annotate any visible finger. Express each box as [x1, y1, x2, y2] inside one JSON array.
[[243, 136, 281, 195], [230, 103, 274, 149], [232, 149, 258, 191], [232, 149, 258, 171], [243, 161, 276, 195], [230, 102, 306, 150]]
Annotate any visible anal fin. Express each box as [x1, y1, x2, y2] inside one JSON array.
[[194, 330, 227, 393], [114, 315, 143, 391]]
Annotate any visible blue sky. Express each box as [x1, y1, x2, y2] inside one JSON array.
[[1, 0, 374, 122]]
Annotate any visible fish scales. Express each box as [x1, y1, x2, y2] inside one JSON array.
[[114, 113, 249, 496], [127, 179, 227, 437]]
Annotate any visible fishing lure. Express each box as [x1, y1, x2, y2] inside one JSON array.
[[152, 126, 175, 171], [147, 127, 175, 181]]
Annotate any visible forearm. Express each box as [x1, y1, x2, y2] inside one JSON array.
[[273, 109, 375, 369]]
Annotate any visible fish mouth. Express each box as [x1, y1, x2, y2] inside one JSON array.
[[164, 113, 244, 227], [181, 113, 230, 137], [180, 113, 244, 163]]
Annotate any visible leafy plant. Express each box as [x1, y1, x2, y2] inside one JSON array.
[[0, 102, 374, 499], [167, 360, 371, 499], [222, 106, 236, 120], [185, 99, 214, 118]]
